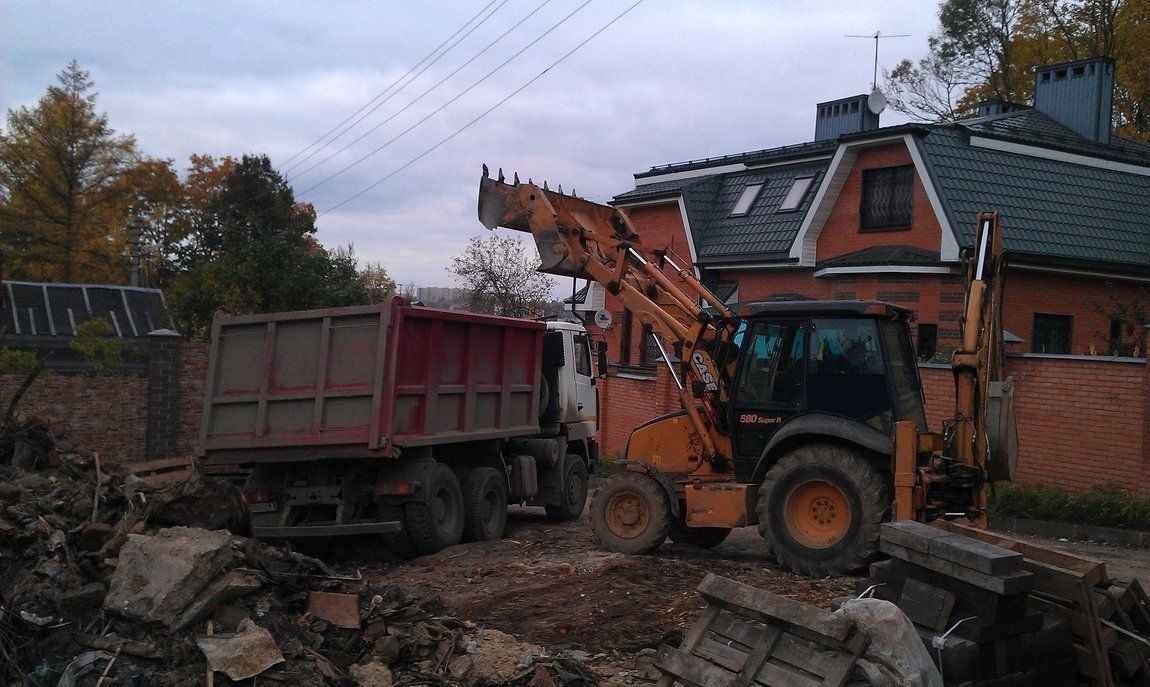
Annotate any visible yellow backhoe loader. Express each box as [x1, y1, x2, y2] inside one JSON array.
[[477, 167, 1017, 576]]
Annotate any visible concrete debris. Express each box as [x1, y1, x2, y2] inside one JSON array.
[[103, 526, 235, 625], [170, 570, 261, 631], [308, 590, 361, 629], [195, 619, 285, 680], [447, 629, 545, 684], [350, 660, 393, 687]]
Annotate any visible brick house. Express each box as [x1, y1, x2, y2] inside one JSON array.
[[591, 57, 1150, 467]]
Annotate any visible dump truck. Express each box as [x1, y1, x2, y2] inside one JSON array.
[[478, 167, 1017, 576], [198, 298, 599, 556]]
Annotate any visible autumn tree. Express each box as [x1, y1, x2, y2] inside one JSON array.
[[885, 0, 1150, 140], [166, 154, 395, 338], [447, 234, 554, 317], [0, 61, 159, 282]]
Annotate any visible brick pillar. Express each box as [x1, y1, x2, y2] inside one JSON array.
[[1142, 325, 1150, 482], [146, 329, 183, 459]]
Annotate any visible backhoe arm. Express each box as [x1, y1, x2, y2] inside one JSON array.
[[477, 167, 739, 464]]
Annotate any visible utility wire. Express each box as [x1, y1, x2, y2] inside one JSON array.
[[288, 0, 554, 183], [319, 0, 646, 216], [280, 0, 502, 170], [299, 0, 597, 197]]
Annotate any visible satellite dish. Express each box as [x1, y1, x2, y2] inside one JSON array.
[[867, 88, 887, 115], [594, 309, 613, 329]]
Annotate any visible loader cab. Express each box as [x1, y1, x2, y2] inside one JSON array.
[[728, 301, 925, 481]]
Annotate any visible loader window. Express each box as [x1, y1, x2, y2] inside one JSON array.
[[808, 318, 893, 431], [734, 322, 806, 408]]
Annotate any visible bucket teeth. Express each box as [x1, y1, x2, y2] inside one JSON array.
[[514, 172, 520, 185], [572, 188, 577, 197], [497, 168, 505, 183], [558, 184, 564, 194], [482, 163, 489, 178], [543, 180, 549, 190]]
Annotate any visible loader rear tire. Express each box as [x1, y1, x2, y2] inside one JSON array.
[[404, 463, 465, 555], [669, 517, 731, 549], [590, 471, 670, 554], [462, 467, 508, 542], [757, 443, 887, 577]]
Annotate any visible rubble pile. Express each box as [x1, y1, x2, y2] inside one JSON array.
[[0, 418, 590, 686]]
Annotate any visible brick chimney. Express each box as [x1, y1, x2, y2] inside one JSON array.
[[814, 94, 880, 141], [1033, 58, 1115, 144]]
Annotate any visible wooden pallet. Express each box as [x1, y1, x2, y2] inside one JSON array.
[[654, 574, 866, 687], [128, 456, 195, 486], [933, 520, 1115, 687]]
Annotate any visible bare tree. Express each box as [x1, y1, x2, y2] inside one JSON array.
[[448, 234, 554, 318]]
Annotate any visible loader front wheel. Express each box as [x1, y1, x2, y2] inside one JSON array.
[[590, 471, 670, 554], [757, 444, 887, 576]]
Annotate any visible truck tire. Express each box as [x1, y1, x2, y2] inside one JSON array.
[[404, 463, 465, 555], [545, 455, 588, 521], [756, 443, 888, 577], [669, 516, 731, 549], [462, 467, 508, 542], [381, 527, 420, 561], [590, 471, 670, 554]]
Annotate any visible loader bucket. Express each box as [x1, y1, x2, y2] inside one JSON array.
[[985, 378, 1019, 482], [477, 173, 578, 276]]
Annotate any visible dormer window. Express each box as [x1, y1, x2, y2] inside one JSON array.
[[860, 165, 914, 232], [730, 183, 763, 216], [778, 175, 815, 212]]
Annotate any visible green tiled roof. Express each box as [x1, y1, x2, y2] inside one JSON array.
[[920, 125, 1150, 273]]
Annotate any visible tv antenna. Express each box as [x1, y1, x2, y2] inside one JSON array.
[[846, 31, 910, 91]]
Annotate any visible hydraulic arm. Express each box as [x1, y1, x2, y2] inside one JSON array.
[[477, 167, 739, 465]]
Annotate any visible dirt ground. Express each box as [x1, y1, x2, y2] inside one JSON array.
[[325, 493, 1150, 668]]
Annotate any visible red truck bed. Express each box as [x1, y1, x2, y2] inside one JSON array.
[[199, 297, 544, 461]]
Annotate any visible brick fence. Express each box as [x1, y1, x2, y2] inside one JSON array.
[[1, 340, 208, 465], [598, 354, 1149, 493]]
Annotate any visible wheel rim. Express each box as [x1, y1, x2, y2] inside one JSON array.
[[567, 472, 584, 509], [605, 490, 649, 539], [782, 479, 851, 549], [433, 486, 457, 531]]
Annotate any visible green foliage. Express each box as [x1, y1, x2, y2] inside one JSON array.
[[0, 348, 38, 375], [990, 482, 1150, 531], [595, 451, 627, 478], [69, 318, 126, 373]]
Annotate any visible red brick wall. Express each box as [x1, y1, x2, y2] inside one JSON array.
[[597, 364, 679, 455], [0, 372, 149, 463], [177, 342, 209, 455], [817, 143, 943, 260], [919, 356, 1147, 492]]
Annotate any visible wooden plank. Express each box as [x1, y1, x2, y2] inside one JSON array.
[[932, 520, 1107, 585], [897, 578, 955, 631], [696, 574, 854, 646], [711, 611, 774, 650], [755, 658, 824, 687], [880, 521, 947, 554], [771, 635, 857, 687], [130, 456, 194, 472], [884, 521, 1022, 575], [655, 645, 738, 687], [879, 540, 1033, 595], [656, 605, 722, 687], [694, 637, 750, 673]]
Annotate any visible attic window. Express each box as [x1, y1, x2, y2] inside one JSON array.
[[778, 175, 815, 212], [730, 184, 763, 216]]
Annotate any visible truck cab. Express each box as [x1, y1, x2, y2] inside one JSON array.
[[544, 320, 599, 438]]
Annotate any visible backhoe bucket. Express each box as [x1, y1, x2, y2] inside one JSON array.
[[478, 173, 576, 276]]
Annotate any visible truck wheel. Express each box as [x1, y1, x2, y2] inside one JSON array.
[[757, 443, 888, 576], [404, 463, 465, 555], [462, 467, 508, 542], [590, 471, 670, 554], [669, 516, 731, 549], [381, 527, 420, 561], [545, 455, 588, 521]]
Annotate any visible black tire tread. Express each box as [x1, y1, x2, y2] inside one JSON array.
[[590, 471, 671, 554], [461, 467, 508, 542], [405, 463, 465, 555], [756, 443, 887, 576], [545, 455, 589, 522]]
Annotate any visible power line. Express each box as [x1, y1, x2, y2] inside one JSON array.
[[299, 0, 597, 197], [319, 0, 646, 217], [280, 0, 503, 170], [288, 0, 555, 183]]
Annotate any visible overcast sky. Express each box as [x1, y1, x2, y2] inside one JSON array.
[[1, 0, 940, 293]]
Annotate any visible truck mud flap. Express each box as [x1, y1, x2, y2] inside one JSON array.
[[253, 522, 402, 538]]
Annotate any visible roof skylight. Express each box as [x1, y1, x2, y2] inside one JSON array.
[[778, 176, 815, 212], [730, 184, 763, 216]]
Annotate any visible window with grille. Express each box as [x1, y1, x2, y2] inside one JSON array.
[[916, 323, 938, 360], [639, 324, 662, 368], [1032, 313, 1072, 354], [860, 165, 914, 232]]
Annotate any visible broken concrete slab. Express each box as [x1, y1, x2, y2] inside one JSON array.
[[103, 526, 234, 625], [170, 570, 261, 631], [196, 620, 285, 680], [350, 660, 393, 687], [308, 590, 361, 629]]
